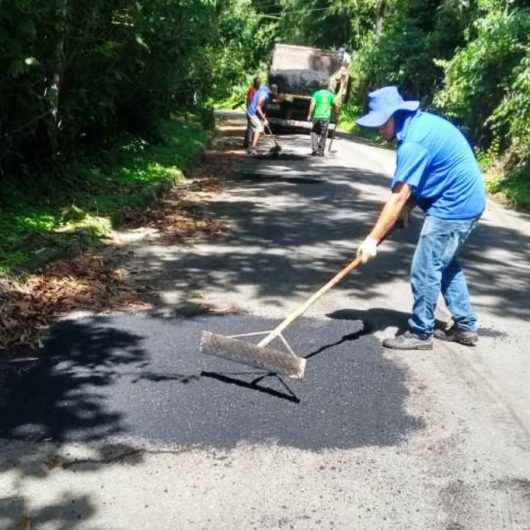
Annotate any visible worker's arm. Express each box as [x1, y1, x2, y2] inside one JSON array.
[[396, 195, 416, 228], [358, 141, 430, 262], [369, 182, 412, 241], [307, 100, 315, 121], [357, 183, 412, 263], [256, 96, 268, 123]]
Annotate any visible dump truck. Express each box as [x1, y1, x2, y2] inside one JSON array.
[[266, 44, 350, 132]]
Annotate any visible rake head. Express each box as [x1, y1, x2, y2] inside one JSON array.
[[200, 331, 306, 379]]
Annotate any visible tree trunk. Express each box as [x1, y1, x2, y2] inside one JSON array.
[[376, 0, 386, 33], [44, 0, 68, 159]]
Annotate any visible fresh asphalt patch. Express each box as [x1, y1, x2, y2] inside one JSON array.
[[253, 153, 307, 161], [0, 314, 424, 450], [234, 172, 324, 185]]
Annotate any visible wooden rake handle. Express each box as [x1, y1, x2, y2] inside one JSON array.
[[265, 124, 281, 145], [258, 256, 363, 348]]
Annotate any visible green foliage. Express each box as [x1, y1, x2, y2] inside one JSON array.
[[275, 0, 383, 50], [488, 55, 530, 168], [350, 0, 471, 102], [336, 101, 363, 133], [484, 164, 530, 211], [432, 5, 530, 207], [433, 7, 530, 145], [0, 0, 264, 174], [206, 0, 279, 106], [0, 116, 208, 275]]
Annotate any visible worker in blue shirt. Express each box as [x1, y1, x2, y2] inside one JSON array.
[[247, 84, 278, 156], [356, 86, 486, 350]]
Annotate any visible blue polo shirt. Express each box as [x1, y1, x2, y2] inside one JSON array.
[[392, 111, 485, 219], [248, 86, 271, 117]]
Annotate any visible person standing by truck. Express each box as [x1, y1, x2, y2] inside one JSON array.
[[243, 77, 261, 148], [307, 83, 336, 156], [247, 84, 277, 156]]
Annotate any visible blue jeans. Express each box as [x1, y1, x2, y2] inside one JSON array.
[[409, 215, 480, 336]]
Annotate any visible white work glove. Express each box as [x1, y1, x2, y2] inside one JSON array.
[[357, 236, 378, 263]]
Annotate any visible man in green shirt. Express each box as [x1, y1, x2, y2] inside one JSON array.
[[307, 84, 336, 156]]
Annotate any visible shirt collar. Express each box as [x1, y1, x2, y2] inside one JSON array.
[[395, 110, 419, 143]]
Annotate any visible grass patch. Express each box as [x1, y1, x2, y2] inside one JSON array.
[[0, 116, 210, 276], [484, 164, 530, 212], [337, 103, 383, 144]]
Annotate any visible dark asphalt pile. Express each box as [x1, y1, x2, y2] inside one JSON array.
[[269, 69, 329, 94], [254, 154, 307, 161], [0, 314, 424, 451]]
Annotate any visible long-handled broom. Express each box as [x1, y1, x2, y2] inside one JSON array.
[[200, 255, 363, 379]]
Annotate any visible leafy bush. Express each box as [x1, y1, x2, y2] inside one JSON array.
[[488, 55, 530, 171], [0, 115, 208, 274], [349, 0, 470, 103], [433, 7, 530, 147], [0, 0, 270, 177]]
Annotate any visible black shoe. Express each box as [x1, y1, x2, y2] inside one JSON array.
[[382, 331, 433, 350], [434, 325, 478, 346], [311, 151, 318, 156]]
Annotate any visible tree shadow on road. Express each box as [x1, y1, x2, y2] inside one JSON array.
[[128, 138, 530, 328], [129, 160, 419, 308], [0, 494, 95, 530], [327, 307, 410, 335], [1, 317, 148, 442], [0, 317, 149, 529]]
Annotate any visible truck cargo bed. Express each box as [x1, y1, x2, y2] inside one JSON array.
[[269, 69, 329, 95]]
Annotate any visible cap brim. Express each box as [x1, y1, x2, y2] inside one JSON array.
[[356, 101, 420, 128], [356, 111, 390, 128]]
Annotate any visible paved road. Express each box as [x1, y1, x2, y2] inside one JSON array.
[[1, 113, 529, 529]]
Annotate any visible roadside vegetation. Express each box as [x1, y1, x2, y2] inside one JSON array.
[[273, 0, 530, 210], [0, 117, 209, 275], [0, 0, 248, 277]]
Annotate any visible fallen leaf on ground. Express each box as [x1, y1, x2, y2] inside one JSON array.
[[45, 455, 66, 470], [19, 515, 32, 530]]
